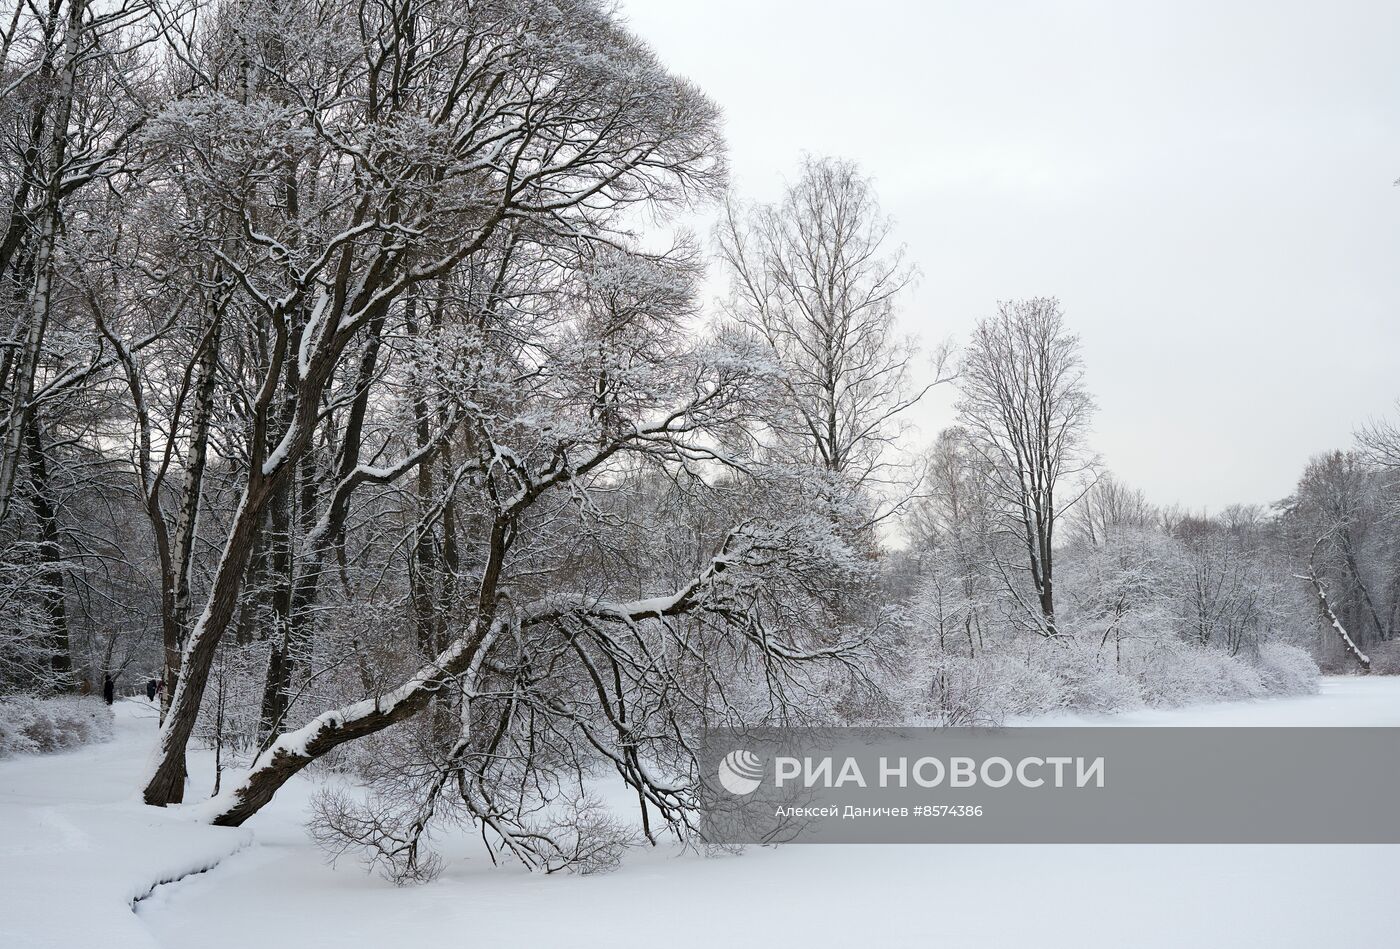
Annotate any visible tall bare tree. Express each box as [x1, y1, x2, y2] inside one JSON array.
[[1070, 473, 1157, 546], [717, 156, 947, 515], [956, 297, 1095, 637]]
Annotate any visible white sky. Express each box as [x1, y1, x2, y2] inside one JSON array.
[[618, 0, 1400, 512]]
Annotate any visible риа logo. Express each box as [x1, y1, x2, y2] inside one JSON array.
[[718, 750, 765, 795]]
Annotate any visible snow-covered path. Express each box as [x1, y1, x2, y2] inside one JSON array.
[[0, 700, 249, 949], [4, 679, 1399, 949]]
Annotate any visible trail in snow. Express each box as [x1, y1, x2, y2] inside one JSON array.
[[0, 701, 249, 949], [2, 679, 1398, 949]]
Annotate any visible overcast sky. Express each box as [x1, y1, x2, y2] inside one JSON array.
[[619, 0, 1400, 512]]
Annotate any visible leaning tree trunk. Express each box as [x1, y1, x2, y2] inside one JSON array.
[[147, 292, 322, 804], [1305, 571, 1370, 672], [205, 518, 736, 826], [210, 624, 488, 825], [144, 474, 280, 804], [209, 518, 511, 825], [145, 268, 409, 804]]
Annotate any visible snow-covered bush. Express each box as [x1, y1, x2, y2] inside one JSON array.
[[1255, 642, 1321, 694], [920, 642, 1144, 724], [1041, 641, 1144, 713], [1125, 640, 1266, 707], [900, 623, 1318, 725], [893, 496, 1328, 725], [917, 652, 1061, 725], [0, 696, 114, 758]]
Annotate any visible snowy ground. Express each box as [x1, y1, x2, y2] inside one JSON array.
[[0, 701, 250, 949], [3, 678, 1398, 949]]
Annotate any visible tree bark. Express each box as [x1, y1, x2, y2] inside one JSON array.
[[164, 308, 222, 717], [210, 517, 511, 825], [24, 417, 70, 683], [1306, 571, 1370, 672], [0, 0, 82, 525]]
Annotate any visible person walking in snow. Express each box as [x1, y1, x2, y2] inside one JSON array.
[[146, 679, 158, 701], [103, 675, 115, 705]]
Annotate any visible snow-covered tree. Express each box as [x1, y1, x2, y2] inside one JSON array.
[[955, 298, 1096, 637]]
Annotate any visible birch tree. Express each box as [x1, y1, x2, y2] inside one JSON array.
[[0, 0, 173, 689], [1283, 451, 1394, 650], [717, 156, 947, 515]]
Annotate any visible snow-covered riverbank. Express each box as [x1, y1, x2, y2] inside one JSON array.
[[1022, 674, 1400, 726], [3, 678, 1398, 949]]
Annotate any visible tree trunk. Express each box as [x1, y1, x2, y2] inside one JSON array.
[[1306, 571, 1370, 672], [164, 307, 222, 717], [144, 473, 280, 804], [24, 417, 70, 684], [1339, 535, 1387, 644], [0, 0, 82, 525], [208, 515, 511, 824]]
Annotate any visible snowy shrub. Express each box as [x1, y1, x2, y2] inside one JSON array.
[[1255, 642, 1321, 694], [917, 652, 1061, 725], [1212, 652, 1269, 700], [1057, 637, 1317, 710], [0, 696, 114, 758], [905, 633, 1148, 725], [904, 625, 1319, 725], [1126, 641, 1267, 707], [1040, 641, 1143, 713]]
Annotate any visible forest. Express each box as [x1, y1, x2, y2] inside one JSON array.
[[1, 0, 1396, 886]]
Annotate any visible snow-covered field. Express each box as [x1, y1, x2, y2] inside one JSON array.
[[3, 677, 1398, 949]]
